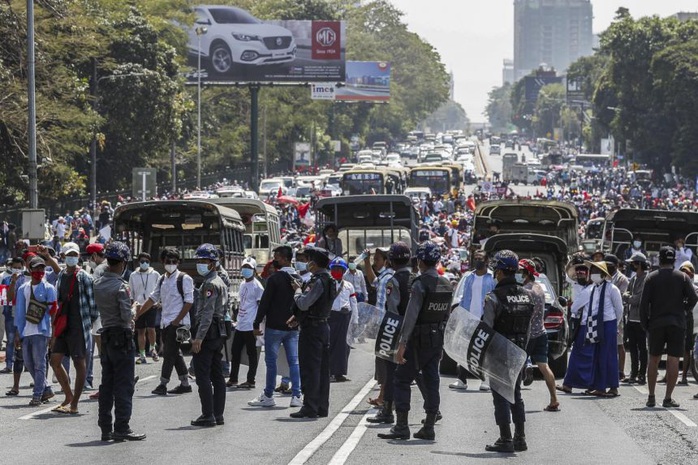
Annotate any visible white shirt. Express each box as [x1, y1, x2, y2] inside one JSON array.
[[332, 280, 357, 313], [299, 271, 312, 283], [22, 284, 41, 337], [149, 269, 194, 328], [343, 269, 367, 296], [675, 247, 693, 270], [129, 268, 161, 305], [580, 280, 623, 322], [469, 274, 485, 319], [237, 278, 264, 332]]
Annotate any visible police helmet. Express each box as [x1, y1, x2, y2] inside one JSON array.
[[416, 241, 441, 263], [388, 242, 411, 261], [176, 326, 191, 343], [329, 257, 348, 271], [492, 250, 519, 271], [104, 241, 131, 262], [195, 243, 219, 261]]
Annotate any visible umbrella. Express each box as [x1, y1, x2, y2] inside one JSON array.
[[277, 195, 299, 206]]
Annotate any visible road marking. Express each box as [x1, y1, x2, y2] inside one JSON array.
[[136, 375, 156, 384], [288, 378, 376, 465], [328, 408, 376, 465], [633, 385, 697, 427]]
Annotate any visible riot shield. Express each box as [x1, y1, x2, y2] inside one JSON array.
[[347, 303, 402, 363], [444, 306, 527, 404]]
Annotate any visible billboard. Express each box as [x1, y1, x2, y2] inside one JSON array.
[[336, 61, 391, 102], [294, 142, 311, 168], [184, 5, 345, 84], [524, 75, 563, 102]]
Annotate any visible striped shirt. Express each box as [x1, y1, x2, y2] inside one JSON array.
[[55, 268, 98, 341], [374, 268, 395, 312]]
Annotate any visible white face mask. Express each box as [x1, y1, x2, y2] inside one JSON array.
[[165, 264, 177, 274], [590, 274, 604, 284], [633, 241, 642, 248]]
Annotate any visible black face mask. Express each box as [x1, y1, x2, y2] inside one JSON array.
[[474, 260, 486, 271], [272, 260, 281, 269], [576, 277, 588, 285], [607, 265, 617, 275]]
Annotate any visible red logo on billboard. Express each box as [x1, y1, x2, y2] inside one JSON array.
[[312, 21, 341, 60]]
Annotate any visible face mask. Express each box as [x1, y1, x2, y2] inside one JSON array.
[[31, 271, 45, 281], [272, 260, 281, 270], [331, 270, 344, 280], [294, 262, 307, 272], [165, 264, 178, 274], [12, 267, 23, 275], [65, 256, 79, 267], [45, 267, 53, 274], [348, 263, 357, 271], [241, 268, 254, 279], [633, 241, 642, 248], [515, 273, 524, 284], [474, 260, 486, 271], [88, 260, 97, 270], [139, 262, 150, 271], [607, 265, 617, 275], [590, 273, 604, 284], [197, 263, 211, 276], [376, 266, 386, 274]]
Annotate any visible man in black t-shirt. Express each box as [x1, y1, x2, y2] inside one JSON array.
[[640, 246, 698, 409]]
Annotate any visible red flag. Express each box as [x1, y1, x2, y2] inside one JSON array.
[[277, 186, 283, 198], [297, 202, 310, 218], [466, 197, 476, 211]]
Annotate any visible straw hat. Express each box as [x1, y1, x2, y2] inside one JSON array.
[[585, 260, 610, 276]]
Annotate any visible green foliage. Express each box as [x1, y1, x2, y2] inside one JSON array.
[[424, 100, 469, 133], [485, 83, 513, 133]]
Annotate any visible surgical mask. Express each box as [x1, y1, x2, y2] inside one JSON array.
[[88, 260, 97, 270], [65, 256, 79, 267], [515, 273, 524, 284], [348, 263, 357, 271], [31, 271, 45, 281], [139, 261, 150, 271], [294, 262, 307, 272], [376, 266, 386, 274], [590, 273, 604, 284], [241, 268, 254, 279], [12, 267, 23, 275], [331, 270, 344, 280], [474, 260, 486, 271], [165, 264, 177, 274], [197, 263, 211, 276], [633, 241, 642, 248]]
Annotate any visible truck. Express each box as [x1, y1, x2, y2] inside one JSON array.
[[501, 152, 518, 182]]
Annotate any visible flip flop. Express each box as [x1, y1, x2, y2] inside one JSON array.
[[5, 389, 19, 396], [54, 405, 73, 414], [606, 391, 620, 398], [555, 385, 572, 394], [367, 398, 384, 407], [544, 403, 560, 412], [68, 408, 79, 415]]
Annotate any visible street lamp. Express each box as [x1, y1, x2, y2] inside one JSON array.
[[89, 71, 145, 211], [196, 26, 208, 189]]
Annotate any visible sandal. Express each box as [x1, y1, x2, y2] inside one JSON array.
[[226, 380, 238, 388], [367, 397, 384, 407], [544, 403, 560, 412], [5, 388, 19, 396], [237, 382, 255, 389], [53, 405, 71, 413], [607, 390, 620, 397], [555, 385, 572, 394]]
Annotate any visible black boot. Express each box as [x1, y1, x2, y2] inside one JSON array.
[[485, 424, 514, 453], [367, 401, 394, 424], [421, 410, 443, 424], [377, 411, 410, 440], [513, 422, 527, 451], [413, 413, 437, 440]]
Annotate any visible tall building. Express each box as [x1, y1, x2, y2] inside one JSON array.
[[502, 59, 514, 85], [671, 12, 698, 21], [514, 0, 593, 81]]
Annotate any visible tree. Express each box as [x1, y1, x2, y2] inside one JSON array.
[[485, 83, 513, 133], [424, 100, 469, 133], [533, 83, 565, 139]]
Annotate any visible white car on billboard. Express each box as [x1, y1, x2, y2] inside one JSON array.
[[189, 5, 296, 75]]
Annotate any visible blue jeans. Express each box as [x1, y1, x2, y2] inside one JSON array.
[[4, 316, 14, 370], [22, 335, 50, 399], [264, 328, 300, 398], [85, 333, 94, 387]]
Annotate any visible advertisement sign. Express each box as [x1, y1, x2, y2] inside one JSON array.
[[184, 5, 345, 84], [336, 61, 391, 102], [294, 142, 311, 167], [132, 168, 157, 201], [310, 83, 336, 100], [524, 75, 563, 102]]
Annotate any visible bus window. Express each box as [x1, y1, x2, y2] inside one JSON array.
[[342, 172, 384, 195]]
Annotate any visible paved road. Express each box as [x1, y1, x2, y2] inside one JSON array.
[[1, 347, 697, 464]]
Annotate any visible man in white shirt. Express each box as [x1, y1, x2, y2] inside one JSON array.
[[329, 258, 358, 383], [343, 258, 367, 302], [674, 237, 693, 271], [137, 248, 194, 396], [229, 258, 263, 389], [130, 253, 161, 365]]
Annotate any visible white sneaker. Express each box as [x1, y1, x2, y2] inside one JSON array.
[[449, 379, 468, 390], [248, 392, 276, 407], [290, 395, 302, 408], [479, 381, 490, 391]]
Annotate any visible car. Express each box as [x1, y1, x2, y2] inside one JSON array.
[[189, 5, 296, 75], [421, 153, 445, 164], [489, 144, 501, 155], [385, 153, 402, 165], [404, 187, 432, 201]]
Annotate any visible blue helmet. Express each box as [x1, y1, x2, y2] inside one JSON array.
[[329, 257, 348, 271], [389, 241, 411, 261], [104, 241, 131, 262], [416, 241, 441, 263], [492, 250, 519, 271], [195, 243, 219, 261]]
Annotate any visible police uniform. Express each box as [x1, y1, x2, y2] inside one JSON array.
[[94, 241, 145, 442], [192, 244, 229, 426], [379, 241, 452, 441], [292, 247, 337, 418], [482, 250, 534, 453]]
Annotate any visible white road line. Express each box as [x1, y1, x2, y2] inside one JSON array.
[[328, 408, 377, 465], [633, 385, 697, 427], [288, 378, 377, 465], [136, 375, 156, 384]]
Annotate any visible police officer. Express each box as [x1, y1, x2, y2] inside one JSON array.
[[482, 250, 534, 453], [378, 241, 452, 441], [190, 243, 229, 427], [288, 247, 337, 419], [94, 241, 145, 442]]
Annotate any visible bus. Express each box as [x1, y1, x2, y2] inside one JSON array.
[[208, 198, 281, 270], [341, 168, 404, 195], [573, 153, 611, 171], [113, 200, 246, 309], [409, 166, 450, 196], [315, 195, 419, 256]]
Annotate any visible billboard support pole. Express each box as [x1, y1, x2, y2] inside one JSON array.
[[250, 84, 260, 193]]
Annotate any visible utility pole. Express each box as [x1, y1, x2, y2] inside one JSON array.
[[250, 84, 260, 192], [27, 0, 38, 208]]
